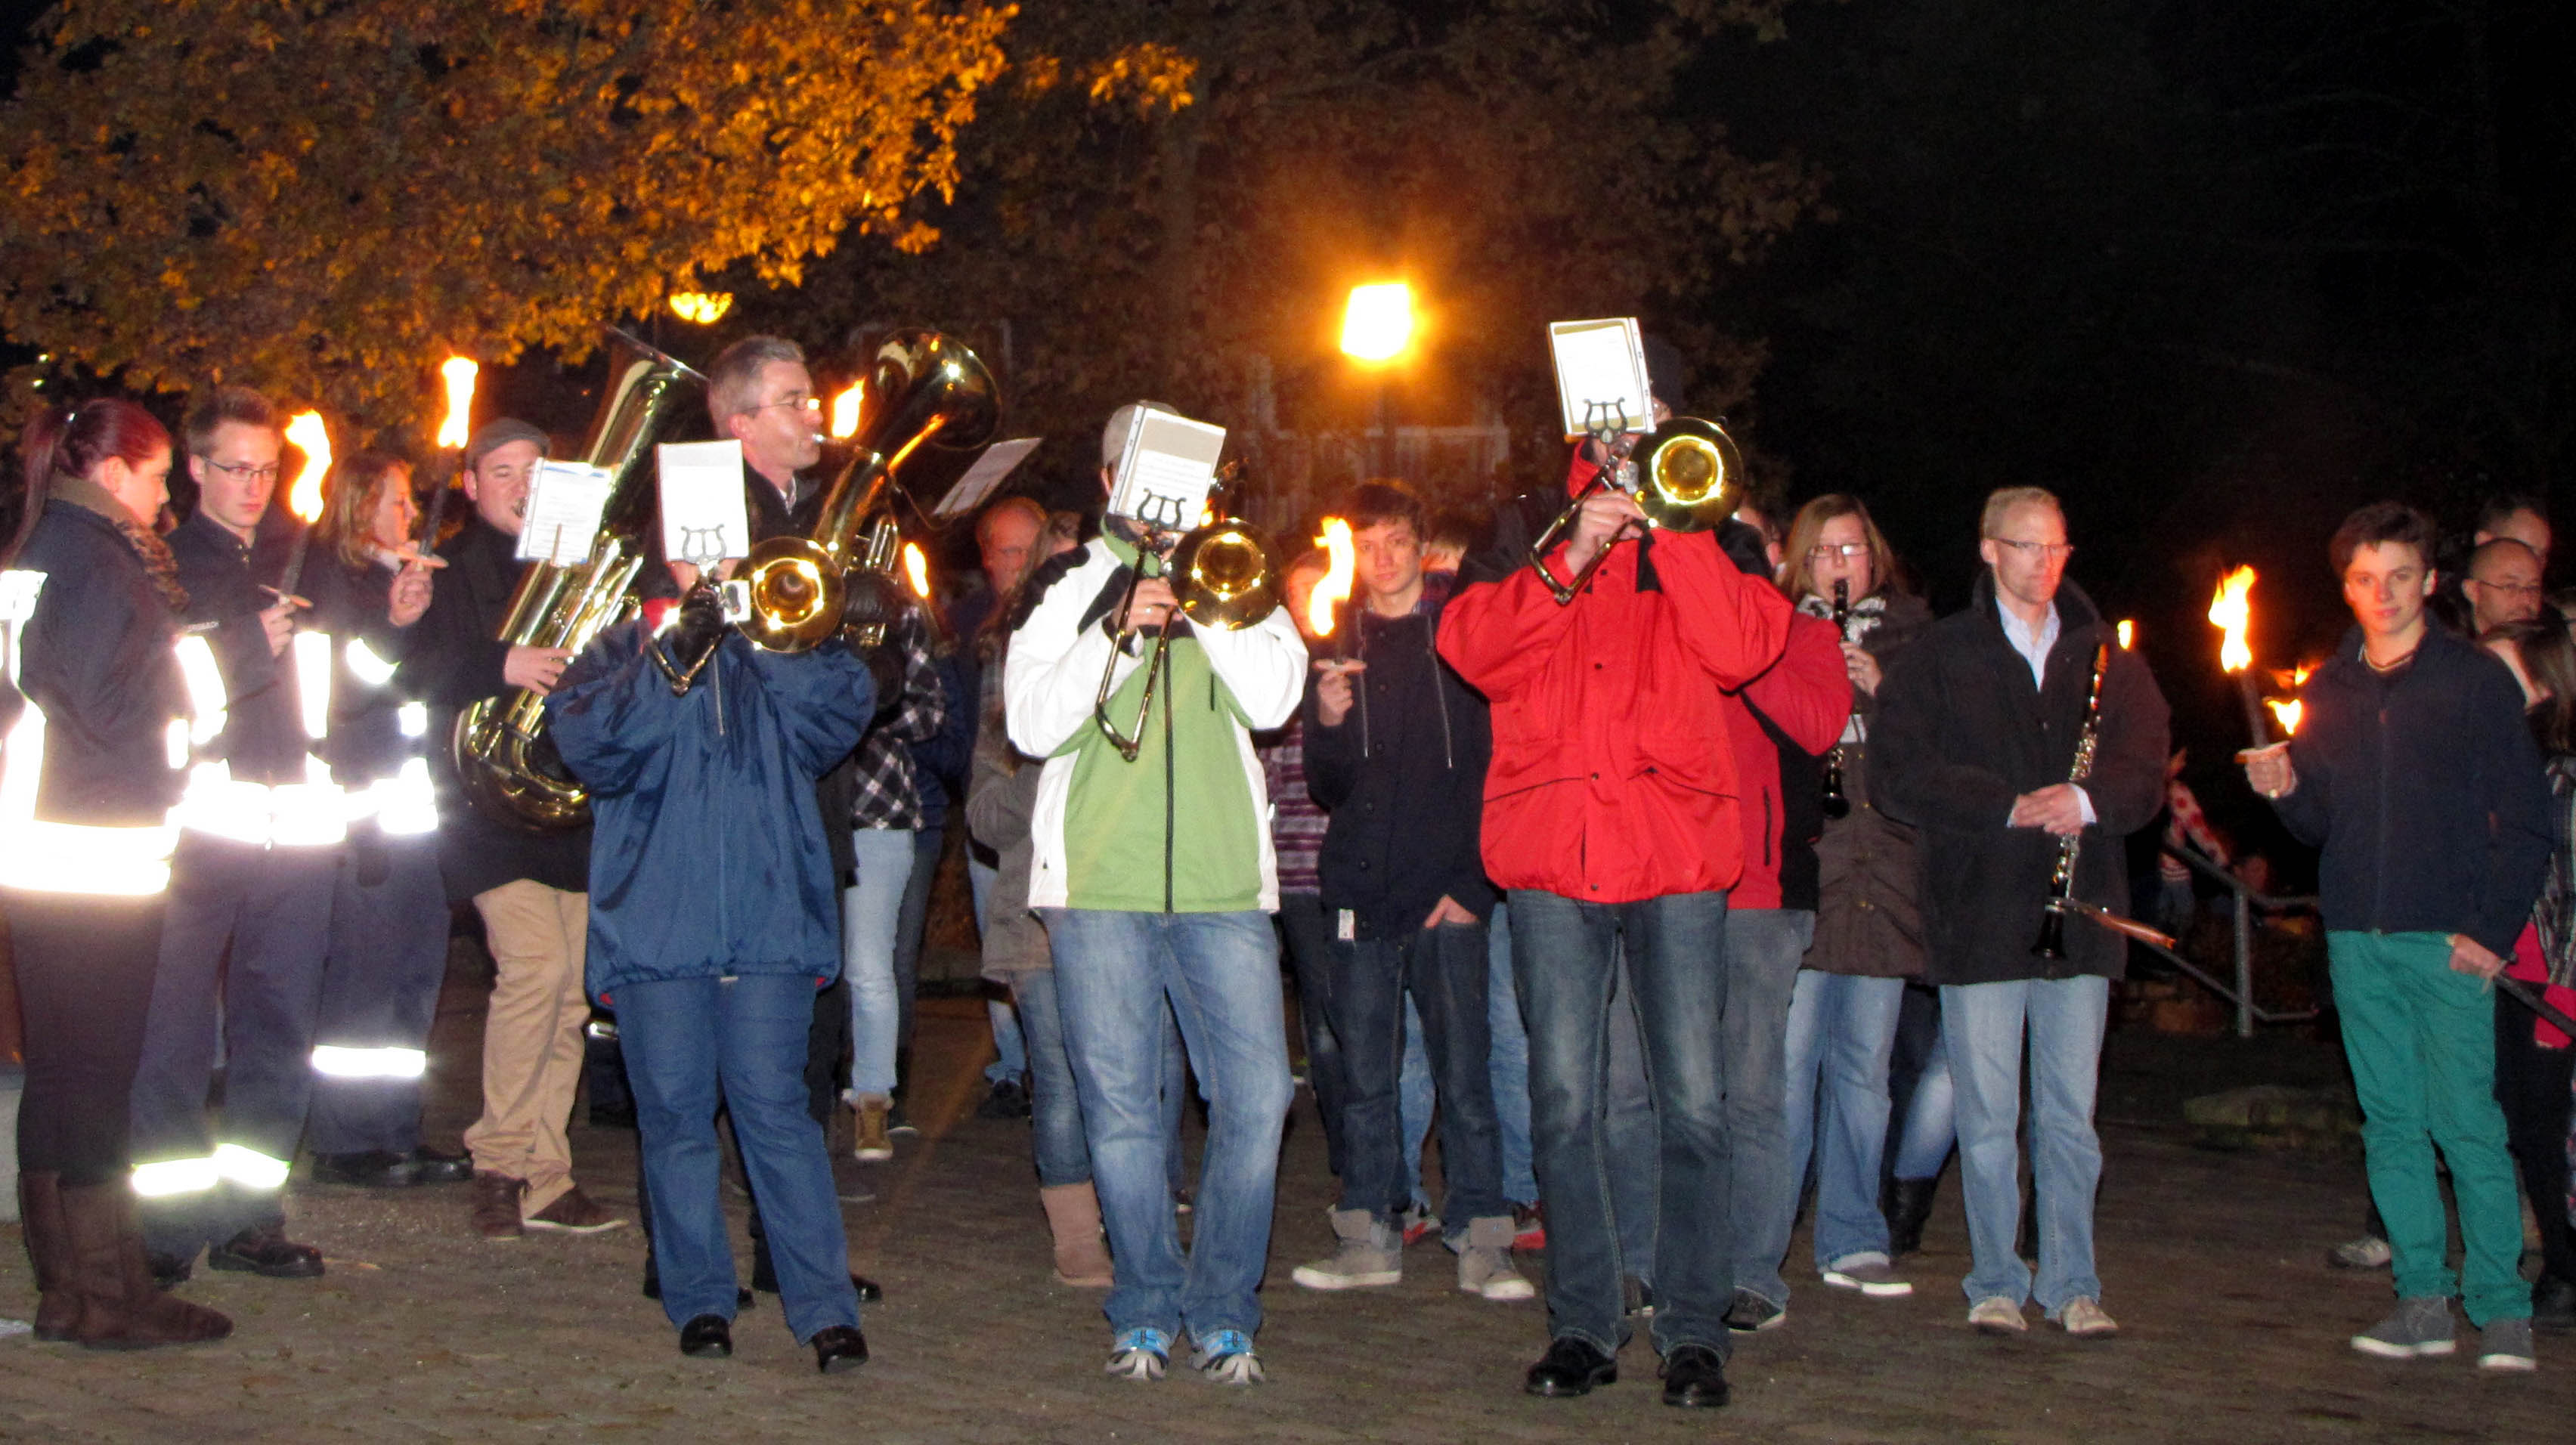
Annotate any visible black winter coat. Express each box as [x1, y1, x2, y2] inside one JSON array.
[[2269, 624, 2550, 957], [1872, 575, 2170, 985], [1302, 576, 1497, 939], [167, 509, 310, 785], [4, 498, 184, 827]]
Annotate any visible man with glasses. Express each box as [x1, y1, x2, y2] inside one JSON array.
[[130, 386, 342, 1285], [1872, 486, 2169, 1340], [2460, 538, 2544, 638]]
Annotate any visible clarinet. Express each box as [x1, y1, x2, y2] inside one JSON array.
[[2031, 642, 2113, 960], [1819, 580, 1853, 819]]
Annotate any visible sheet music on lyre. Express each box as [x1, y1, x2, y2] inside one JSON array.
[[1106, 408, 1227, 533], [516, 459, 615, 565], [934, 437, 1043, 521], [656, 440, 752, 566], [1548, 317, 1654, 441]]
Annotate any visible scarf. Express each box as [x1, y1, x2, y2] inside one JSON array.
[[52, 475, 188, 614]]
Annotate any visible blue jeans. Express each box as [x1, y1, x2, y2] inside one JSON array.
[[1331, 922, 1503, 1236], [618, 973, 859, 1343], [1941, 975, 2110, 1311], [1604, 964, 1658, 1288], [842, 828, 916, 1099], [1721, 908, 1812, 1305], [1776, 971, 1906, 1273], [1398, 1000, 1432, 1209], [968, 857, 1028, 1085], [1893, 1023, 1956, 1180], [1043, 908, 1292, 1342], [1510, 888, 1734, 1357], [1012, 967, 1190, 1190], [1487, 902, 1537, 1205]]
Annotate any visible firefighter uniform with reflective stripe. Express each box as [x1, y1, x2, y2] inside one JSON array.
[[0, 490, 187, 1193], [300, 549, 448, 1164], [129, 506, 347, 1264]]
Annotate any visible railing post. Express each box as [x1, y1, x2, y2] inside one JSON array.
[[2232, 887, 2256, 1038]]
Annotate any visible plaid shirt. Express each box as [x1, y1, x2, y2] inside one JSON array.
[[1260, 716, 1328, 894], [848, 608, 948, 831]]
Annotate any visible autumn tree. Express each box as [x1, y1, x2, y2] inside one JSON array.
[[0, 0, 1010, 430]]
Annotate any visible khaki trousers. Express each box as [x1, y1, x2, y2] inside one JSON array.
[[462, 880, 590, 1215]]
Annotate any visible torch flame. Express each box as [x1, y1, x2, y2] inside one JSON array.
[[2207, 565, 2257, 673], [436, 357, 478, 450], [282, 411, 333, 524], [668, 292, 733, 325], [2116, 619, 2135, 650], [830, 381, 865, 440], [2267, 663, 2313, 736], [1308, 518, 1357, 637], [901, 542, 930, 600]]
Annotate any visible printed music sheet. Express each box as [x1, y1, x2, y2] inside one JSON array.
[[1549, 317, 1653, 440], [515, 459, 615, 566], [1106, 408, 1228, 532], [656, 440, 752, 565], [935, 437, 1042, 521]]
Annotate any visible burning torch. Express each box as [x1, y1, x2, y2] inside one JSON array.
[[271, 411, 334, 605]]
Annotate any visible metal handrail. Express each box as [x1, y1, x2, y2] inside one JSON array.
[[2152, 845, 2321, 1037]]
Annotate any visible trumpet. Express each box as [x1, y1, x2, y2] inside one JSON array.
[[1092, 509, 1283, 763], [1529, 417, 1745, 604]]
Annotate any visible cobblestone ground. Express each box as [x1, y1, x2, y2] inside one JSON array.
[[4, 955, 2571, 1443]]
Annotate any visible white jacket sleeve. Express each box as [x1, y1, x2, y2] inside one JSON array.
[[1194, 602, 1308, 731], [1005, 551, 1135, 757]]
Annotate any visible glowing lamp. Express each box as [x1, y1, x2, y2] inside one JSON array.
[[669, 292, 734, 325], [2116, 619, 2134, 650], [1339, 283, 1414, 364]]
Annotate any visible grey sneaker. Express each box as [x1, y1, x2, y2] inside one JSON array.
[[1723, 1286, 1784, 1332], [2327, 1235, 2392, 1270], [2351, 1296, 2456, 1358], [1290, 1208, 1401, 1289], [1457, 1216, 1536, 1301], [1821, 1251, 1914, 1298], [2477, 1316, 2537, 1372]]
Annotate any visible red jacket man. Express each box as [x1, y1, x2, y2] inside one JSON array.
[[1438, 450, 1789, 1406]]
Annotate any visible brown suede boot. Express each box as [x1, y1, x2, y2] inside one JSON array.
[[18, 1171, 82, 1341], [1038, 1182, 1115, 1288], [60, 1181, 232, 1350]]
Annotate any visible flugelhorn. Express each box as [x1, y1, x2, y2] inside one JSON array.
[[1528, 417, 1745, 604], [733, 330, 998, 655], [454, 327, 705, 833], [1093, 472, 1283, 763]]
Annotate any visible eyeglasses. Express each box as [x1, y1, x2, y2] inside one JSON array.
[[1807, 543, 1870, 562], [1990, 538, 2076, 561], [2474, 577, 2543, 598], [199, 459, 281, 484], [751, 395, 822, 415]]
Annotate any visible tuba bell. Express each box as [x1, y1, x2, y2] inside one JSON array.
[[1527, 416, 1745, 604], [734, 329, 999, 654], [451, 327, 708, 832]]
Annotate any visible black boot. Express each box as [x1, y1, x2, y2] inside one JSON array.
[[1885, 1177, 1937, 1258]]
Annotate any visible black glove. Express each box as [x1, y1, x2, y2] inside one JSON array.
[[667, 584, 727, 673]]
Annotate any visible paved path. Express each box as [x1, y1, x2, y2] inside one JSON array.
[[4, 961, 2570, 1441]]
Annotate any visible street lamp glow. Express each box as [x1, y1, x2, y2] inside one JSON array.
[[669, 292, 734, 324], [1339, 283, 1414, 364]]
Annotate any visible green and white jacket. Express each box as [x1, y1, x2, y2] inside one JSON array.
[[1005, 537, 1307, 914]]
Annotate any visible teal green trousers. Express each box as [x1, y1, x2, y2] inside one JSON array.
[[2328, 930, 2532, 1326]]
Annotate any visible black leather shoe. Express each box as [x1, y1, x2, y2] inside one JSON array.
[[209, 1226, 326, 1279], [1524, 1336, 1618, 1397], [147, 1250, 194, 1291], [402, 1146, 475, 1185], [678, 1313, 732, 1358], [811, 1324, 869, 1374], [2534, 1274, 2576, 1332], [1659, 1343, 1730, 1408], [750, 1252, 882, 1304]]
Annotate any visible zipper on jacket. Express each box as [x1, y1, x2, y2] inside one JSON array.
[[1163, 643, 1176, 914], [2373, 701, 2390, 924]]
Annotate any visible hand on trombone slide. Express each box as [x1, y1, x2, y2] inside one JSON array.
[[1116, 575, 1179, 635], [1559, 490, 1648, 578]]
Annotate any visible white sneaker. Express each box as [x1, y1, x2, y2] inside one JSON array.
[[1968, 1295, 2028, 1335], [1459, 1216, 1537, 1301], [1821, 1252, 1915, 1298], [1193, 1329, 1265, 1385], [1105, 1327, 1171, 1382]]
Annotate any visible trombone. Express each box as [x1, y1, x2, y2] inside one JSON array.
[[1092, 500, 1283, 763], [1528, 417, 1745, 603]]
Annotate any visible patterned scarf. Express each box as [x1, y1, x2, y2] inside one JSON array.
[[52, 475, 189, 614]]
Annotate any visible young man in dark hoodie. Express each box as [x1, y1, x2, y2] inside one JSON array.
[[2242, 501, 2550, 1372], [1289, 478, 1530, 1303]]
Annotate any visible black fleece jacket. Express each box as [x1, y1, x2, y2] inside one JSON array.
[[1302, 574, 1497, 939], [2269, 623, 2550, 957]]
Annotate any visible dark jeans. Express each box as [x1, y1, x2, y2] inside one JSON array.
[[132, 834, 337, 1258], [1277, 893, 1351, 1177], [1012, 967, 1190, 1190], [2494, 998, 2576, 1285], [1330, 920, 1504, 1235], [1511, 887, 1734, 1358], [306, 829, 450, 1156], [7, 890, 162, 1186]]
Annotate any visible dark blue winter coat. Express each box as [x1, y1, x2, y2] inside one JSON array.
[[546, 619, 877, 1001]]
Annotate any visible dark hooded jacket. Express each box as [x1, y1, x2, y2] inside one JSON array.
[[1871, 574, 2169, 985]]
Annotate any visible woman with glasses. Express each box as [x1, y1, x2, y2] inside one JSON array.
[[1763, 495, 1939, 1292], [296, 451, 471, 1188]]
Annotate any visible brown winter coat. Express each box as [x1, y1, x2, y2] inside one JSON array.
[[1805, 589, 1932, 978]]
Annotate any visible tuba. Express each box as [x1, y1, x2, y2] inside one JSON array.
[[1528, 417, 1745, 604], [452, 327, 707, 832], [733, 330, 999, 655]]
